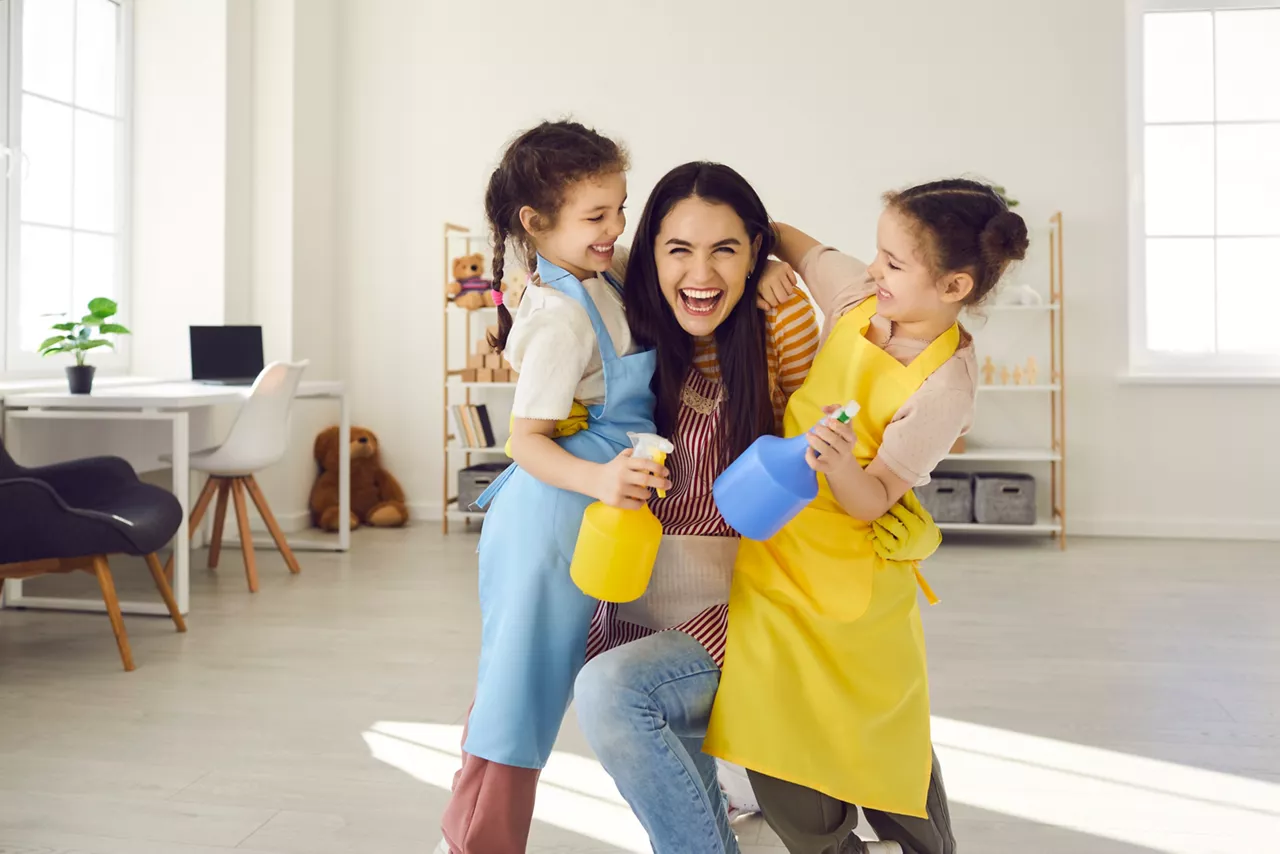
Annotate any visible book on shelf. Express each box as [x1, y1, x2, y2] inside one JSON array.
[[474, 405, 496, 447], [451, 403, 497, 449]]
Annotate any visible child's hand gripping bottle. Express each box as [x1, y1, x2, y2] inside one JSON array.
[[570, 432, 674, 603], [712, 401, 860, 541]]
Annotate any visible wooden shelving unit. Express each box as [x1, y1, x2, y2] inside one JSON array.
[[441, 223, 515, 533], [939, 212, 1066, 548]]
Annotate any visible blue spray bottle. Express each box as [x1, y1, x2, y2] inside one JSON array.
[[712, 400, 860, 541]]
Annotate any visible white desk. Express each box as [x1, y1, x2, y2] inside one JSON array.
[[0, 380, 349, 617]]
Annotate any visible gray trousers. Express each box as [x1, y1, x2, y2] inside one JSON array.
[[747, 749, 956, 854]]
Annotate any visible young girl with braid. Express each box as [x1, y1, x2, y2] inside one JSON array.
[[437, 119, 669, 853]]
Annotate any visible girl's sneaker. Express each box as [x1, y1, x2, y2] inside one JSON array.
[[432, 839, 452, 854], [860, 842, 904, 854]]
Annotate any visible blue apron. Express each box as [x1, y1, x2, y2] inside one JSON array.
[[464, 255, 657, 769]]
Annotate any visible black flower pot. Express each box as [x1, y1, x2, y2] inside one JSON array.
[[66, 364, 96, 394]]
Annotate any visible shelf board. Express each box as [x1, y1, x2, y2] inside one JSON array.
[[944, 449, 1061, 462], [938, 520, 1062, 534], [449, 381, 517, 389], [447, 445, 507, 456], [977, 384, 1060, 392]]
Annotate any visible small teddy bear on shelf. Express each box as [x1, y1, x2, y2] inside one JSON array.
[[448, 253, 503, 310]]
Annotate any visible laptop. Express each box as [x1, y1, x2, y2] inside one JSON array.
[[190, 325, 265, 385]]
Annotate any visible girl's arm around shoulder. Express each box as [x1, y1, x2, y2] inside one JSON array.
[[774, 223, 876, 320]]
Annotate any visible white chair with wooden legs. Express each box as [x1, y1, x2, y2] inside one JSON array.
[[166, 361, 309, 592]]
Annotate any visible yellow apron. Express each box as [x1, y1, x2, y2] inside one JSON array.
[[704, 296, 958, 818]]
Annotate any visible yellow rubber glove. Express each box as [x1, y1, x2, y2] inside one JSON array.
[[869, 489, 942, 563], [503, 401, 591, 457]]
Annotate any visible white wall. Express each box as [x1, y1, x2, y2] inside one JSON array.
[[119, 0, 338, 530], [131, 0, 231, 376], [332, 0, 1276, 538]]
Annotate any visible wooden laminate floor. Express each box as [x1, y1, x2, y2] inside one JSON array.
[[1, 526, 1276, 853]]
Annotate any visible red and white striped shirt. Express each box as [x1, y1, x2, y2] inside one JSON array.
[[585, 291, 819, 667]]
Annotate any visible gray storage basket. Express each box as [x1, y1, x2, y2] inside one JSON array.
[[914, 472, 973, 523], [973, 473, 1037, 525], [458, 462, 512, 512]]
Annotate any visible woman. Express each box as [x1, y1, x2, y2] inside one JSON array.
[[572, 162, 940, 854]]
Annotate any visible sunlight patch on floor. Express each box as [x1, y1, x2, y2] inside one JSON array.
[[363, 721, 651, 853], [366, 717, 1279, 854], [932, 717, 1278, 853]]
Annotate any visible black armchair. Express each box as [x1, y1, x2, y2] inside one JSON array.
[[0, 438, 187, 671]]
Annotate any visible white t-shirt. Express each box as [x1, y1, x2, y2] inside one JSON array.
[[506, 248, 636, 421]]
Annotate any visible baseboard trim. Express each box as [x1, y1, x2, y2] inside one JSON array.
[[1069, 516, 1280, 541], [192, 509, 311, 547], [411, 501, 447, 522], [414, 503, 1279, 541]]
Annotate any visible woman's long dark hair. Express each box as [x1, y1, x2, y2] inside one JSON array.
[[623, 162, 776, 467]]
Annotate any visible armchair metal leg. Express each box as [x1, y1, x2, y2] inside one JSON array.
[[90, 556, 135, 672], [245, 474, 302, 575], [231, 478, 259, 593], [144, 553, 187, 633]]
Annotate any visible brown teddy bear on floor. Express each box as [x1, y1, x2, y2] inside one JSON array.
[[309, 426, 409, 531], [448, 253, 503, 310]]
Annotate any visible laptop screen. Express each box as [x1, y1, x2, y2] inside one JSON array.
[[190, 326, 265, 381]]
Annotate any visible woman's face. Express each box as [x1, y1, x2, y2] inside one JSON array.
[[654, 196, 759, 338]]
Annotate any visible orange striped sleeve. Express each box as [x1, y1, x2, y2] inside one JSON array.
[[769, 291, 820, 415]]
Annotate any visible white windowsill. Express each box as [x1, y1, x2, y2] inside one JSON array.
[[1119, 371, 1280, 387]]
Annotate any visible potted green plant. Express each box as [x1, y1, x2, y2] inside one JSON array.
[[38, 297, 132, 394]]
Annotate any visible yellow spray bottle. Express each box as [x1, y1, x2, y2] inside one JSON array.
[[570, 432, 674, 603]]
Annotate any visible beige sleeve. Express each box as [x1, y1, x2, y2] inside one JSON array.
[[797, 245, 878, 321], [877, 387, 976, 487]]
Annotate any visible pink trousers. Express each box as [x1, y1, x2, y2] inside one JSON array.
[[440, 716, 541, 853]]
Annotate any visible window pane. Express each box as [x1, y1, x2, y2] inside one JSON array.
[[1215, 9, 1280, 122], [73, 232, 116, 318], [19, 226, 73, 352], [76, 0, 119, 115], [74, 111, 116, 232], [23, 0, 75, 103], [1144, 125, 1214, 236], [21, 95, 74, 227], [1146, 238, 1215, 354], [1144, 12, 1214, 123], [1217, 124, 1280, 236], [1217, 238, 1280, 356]]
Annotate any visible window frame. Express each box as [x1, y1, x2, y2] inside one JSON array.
[[1126, 0, 1280, 380], [1, 0, 133, 379]]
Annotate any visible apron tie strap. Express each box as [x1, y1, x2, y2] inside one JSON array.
[[912, 561, 940, 605]]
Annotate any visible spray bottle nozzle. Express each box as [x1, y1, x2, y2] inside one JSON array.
[[628, 432, 675, 498], [833, 400, 860, 424]]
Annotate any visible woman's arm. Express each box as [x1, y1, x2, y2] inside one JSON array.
[[509, 419, 670, 510], [766, 291, 821, 424]]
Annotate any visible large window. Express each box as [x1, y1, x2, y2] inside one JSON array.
[[1128, 1, 1280, 379], [2, 0, 130, 377]]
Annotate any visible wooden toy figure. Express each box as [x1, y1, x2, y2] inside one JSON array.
[[982, 356, 996, 386], [1013, 366, 1024, 385], [1025, 356, 1038, 385], [1000, 365, 1011, 385]]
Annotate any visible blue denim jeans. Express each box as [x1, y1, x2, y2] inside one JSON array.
[[574, 630, 739, 854]]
